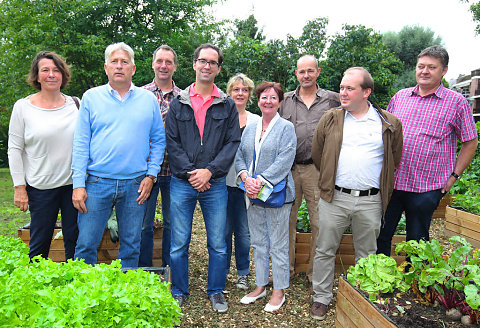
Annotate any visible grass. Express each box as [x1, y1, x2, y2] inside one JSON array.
[[0, 168, 30, 237]]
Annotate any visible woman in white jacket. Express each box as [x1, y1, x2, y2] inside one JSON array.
[[8, 51, 79, 260], [236, 82, 296, 312]]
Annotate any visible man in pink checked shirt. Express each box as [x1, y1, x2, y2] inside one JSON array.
[[377, 46, 478, 256]]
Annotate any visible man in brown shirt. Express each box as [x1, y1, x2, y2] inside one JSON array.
[[279, 55, 340, 283]]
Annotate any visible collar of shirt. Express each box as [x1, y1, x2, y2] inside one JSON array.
[[188, 82, 220, 100], [410, 83, 446, 99], [293, 84, 321, 100], [148, 79, 177, 95], [344, 102, 378, 122], [107, 82, 135, 102]]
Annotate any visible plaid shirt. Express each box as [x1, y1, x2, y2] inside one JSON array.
[[388, 84, 478, 193], [142, 80, 181, 176]]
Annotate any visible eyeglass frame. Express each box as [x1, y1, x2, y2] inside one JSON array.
[[195, 58, 220, 68]]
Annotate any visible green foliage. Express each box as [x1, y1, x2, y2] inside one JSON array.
[[319, 25, 403, 108], [0, 235, 182, 327], [0, 169, 30, 237], [396, 236, 480, 318], [383, 25, 442, 68], [450, 122, 480, 214], [0, 0, 219, 167], [347, 253, 410, 301], [463, 0, 480, 34], [382, 25, 442, 90], [220, 16, 329, 101], [296, 199, 310, 233]]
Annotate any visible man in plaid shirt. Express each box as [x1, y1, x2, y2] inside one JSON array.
[[139, 45, 181, 267], [377, 46, 478, 255]]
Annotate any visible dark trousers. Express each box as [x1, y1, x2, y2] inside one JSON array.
[[26, 184, 78, 260], [377, 189, 444, 256]]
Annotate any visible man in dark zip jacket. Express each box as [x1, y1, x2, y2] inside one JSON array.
[[165, 43, 241, 313]]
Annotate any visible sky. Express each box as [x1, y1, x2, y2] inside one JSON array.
[[211, 0, 480, 83]]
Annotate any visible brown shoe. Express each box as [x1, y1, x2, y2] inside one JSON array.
[[310, 302, 328, 320]]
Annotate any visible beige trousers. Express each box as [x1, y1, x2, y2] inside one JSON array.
[[312, 189, 382, 305], [288, 163, 320, 281]]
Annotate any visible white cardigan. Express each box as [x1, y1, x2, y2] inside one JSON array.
[[8, 95, 78, 189]]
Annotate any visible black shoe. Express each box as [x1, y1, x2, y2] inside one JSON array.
[[172, 294, 187, 307]]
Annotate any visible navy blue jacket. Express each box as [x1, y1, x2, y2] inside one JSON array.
[[165, 86, 241, 180]]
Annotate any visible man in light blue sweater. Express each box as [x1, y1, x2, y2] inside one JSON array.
[[72, 42, 165, 267]]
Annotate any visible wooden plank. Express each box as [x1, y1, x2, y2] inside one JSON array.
[[295, 254, 309, 264], [337, 277, 397, 328], [445, 222, 480, 242], [294, 263, 308, 272], [445, 227, 480, 248], [295, 244, 310, 254], [336, 292, 374, 328], [296, 233, 311, 243], [335, 318, 344, 328], [445, 216, 480, 234], [448, 209, 480, 224]]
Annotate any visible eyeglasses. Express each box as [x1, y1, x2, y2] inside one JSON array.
[[195, 58, 219, 68]]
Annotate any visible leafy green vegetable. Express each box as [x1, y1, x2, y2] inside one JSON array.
[[347, 253, 409, 301], [0, 236, 182, 327]]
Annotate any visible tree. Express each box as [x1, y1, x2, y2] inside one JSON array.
[[0, 0, 219, 166], [219, 15, 330, 109], [462, 0, 480, 34], [383, 25, 442, 90], [319, 25, 403, 108], [383, 25, 442, 68]]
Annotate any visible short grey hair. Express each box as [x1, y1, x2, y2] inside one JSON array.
[[418, 45, 449, 69], [105, 42, 135, 65]]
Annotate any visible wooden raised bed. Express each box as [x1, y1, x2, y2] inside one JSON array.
[[18, 227, 163, 266], [336, 276, 397, 327], [445, 206, 480, 248], [432, 194, 452, 218], [295, 232, 406, 273]]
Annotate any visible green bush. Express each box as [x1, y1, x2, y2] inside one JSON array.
[[0, 236, 182, 327]]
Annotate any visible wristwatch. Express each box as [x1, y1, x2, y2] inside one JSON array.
[[451, 172, 460, 180], [146, 175, 157, 183]]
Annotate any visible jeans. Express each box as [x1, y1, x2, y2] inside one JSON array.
[[74, 175, 146, 267], [27, 184, 78, 260], [139, 176, 171, 267], [377, 189, 444, 256], [170, 175, 228, 296], [225, 186, 250, 276]]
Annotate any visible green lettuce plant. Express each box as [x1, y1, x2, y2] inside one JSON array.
[[0, 236, 182, 328], [347, 253, 409, 301]]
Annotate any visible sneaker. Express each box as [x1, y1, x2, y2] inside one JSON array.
[[236, 275, 249, 290], [209, 292, 228, 313], [172, 294, 187, 307], [310, 302, 328, 320]]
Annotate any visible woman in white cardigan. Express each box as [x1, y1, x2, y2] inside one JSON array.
[[236, 82, 296, 312], [8, 51, 79, 260]]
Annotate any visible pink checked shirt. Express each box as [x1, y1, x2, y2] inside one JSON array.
[[388, 84, 477, 193]]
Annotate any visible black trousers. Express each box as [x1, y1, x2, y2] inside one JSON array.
[[26, 184, 78, 260]]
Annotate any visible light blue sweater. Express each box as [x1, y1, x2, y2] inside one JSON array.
[[72, 84, 165, 188]]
